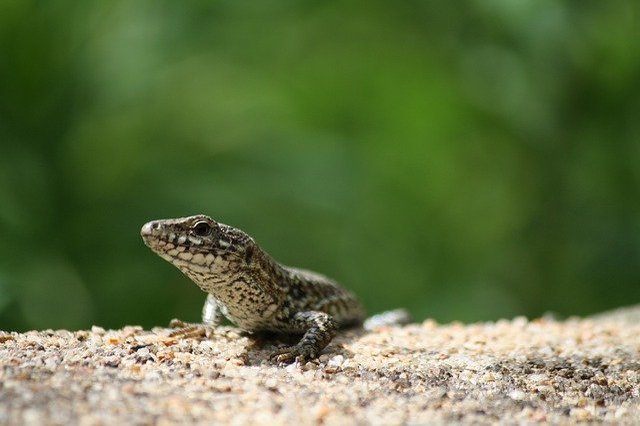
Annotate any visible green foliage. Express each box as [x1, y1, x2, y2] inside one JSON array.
[[1, 1, 638, 331]]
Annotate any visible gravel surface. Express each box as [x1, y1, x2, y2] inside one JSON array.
[[2, 310, 640, 425]]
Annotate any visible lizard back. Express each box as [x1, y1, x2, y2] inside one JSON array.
[[281, 266, 365, 326]]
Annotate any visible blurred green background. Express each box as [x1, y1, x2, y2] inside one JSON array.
[[1, 1, 638, 332]]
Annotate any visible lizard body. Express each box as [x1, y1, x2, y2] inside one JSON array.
[[141, 215, 365, 363]]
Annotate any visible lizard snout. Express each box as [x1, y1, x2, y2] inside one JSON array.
[[141, 220, 161, 239], [141, 221, 154, 236]]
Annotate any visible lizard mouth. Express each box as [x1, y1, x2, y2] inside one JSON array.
[[140, 220, 183, 253], [141, 221, 189, 264]]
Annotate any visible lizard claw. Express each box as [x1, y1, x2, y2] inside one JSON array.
[[168, 318, 212, 339], [169, 318, 189, 329], [270, 344, 317, 364]]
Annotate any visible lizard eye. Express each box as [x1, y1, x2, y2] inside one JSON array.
[[193, 221, 212, 237]]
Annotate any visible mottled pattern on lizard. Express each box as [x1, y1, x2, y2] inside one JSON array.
[[141, 215, 365, 363]]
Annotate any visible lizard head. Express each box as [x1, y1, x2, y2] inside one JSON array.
[[141, 215, 285, 307], [141, 215, 256, 268]]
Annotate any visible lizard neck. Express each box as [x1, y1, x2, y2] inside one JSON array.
[[181, 242, 289, 327]]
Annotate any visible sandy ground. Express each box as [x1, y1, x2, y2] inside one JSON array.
[[1, 309, 640, 425]]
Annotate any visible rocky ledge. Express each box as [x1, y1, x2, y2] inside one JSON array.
[[1, 308, 640, 424]]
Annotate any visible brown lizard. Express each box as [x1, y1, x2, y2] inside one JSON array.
[[141, 215, 370, 363]]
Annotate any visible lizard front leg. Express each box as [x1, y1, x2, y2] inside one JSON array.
[[169, 294, 222, 338], [271, 311, 337, 364]]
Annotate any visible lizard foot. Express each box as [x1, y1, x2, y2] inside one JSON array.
[[270, 344, 319, 364], [168, 318, 213, 339]]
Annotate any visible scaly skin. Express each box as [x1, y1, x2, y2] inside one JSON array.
[[141, 215, 365, 363]]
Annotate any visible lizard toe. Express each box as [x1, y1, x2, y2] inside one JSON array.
[[270, 346, 297, 364], [169, 318, 189, 328], [168, 319, 212, 339], [271, 344, 317, 364]]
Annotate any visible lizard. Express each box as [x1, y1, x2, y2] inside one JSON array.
[[141, 214, 371, 363]]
